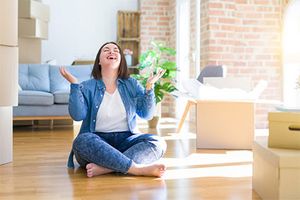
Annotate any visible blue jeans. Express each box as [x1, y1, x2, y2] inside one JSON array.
[[72, 131, 167, 174]]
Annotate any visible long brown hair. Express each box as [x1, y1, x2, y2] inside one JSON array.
[[91, 42, 129, 79]]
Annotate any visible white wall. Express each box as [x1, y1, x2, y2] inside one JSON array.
[[42, 0, 138, 65]]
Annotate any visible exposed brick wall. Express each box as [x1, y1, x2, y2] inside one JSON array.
[[190, 0, 197, 78], [140, 0, 176, 117], [200, 0, 283, 128], [200, 0, 210, 69], [163, 0, 177, 118], [140, 0, 171, 52], [169, 0, 176, 50]]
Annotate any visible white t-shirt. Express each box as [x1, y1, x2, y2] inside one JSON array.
[[95, 89, 129, 132]]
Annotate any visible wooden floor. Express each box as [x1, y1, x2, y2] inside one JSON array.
[[0, 118, 261, 200]]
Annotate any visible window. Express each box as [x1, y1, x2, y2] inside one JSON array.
[[283, 0, 300, 107], [176, 0, 191, 119]]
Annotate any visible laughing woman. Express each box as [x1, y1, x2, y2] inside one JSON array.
[[60, 42, 167, 178]]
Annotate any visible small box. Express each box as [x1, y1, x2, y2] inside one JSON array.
[[72, 60, 94, 65], [253, 137, 300, 200], [268, 112, 300, 149], [19, 18, 48, 39], [19, 0, 50, 22], [0, 0, 18, 46], [196, 100, 254, 149]]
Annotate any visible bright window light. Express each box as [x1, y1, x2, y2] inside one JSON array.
[[283, 0, 300, 108]]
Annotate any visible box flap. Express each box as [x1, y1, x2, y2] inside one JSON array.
[[254, 137, 300, 168], [269, 112, 300, 123]]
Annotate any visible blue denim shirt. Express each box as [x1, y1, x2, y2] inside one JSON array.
[[67, 77, 155, 168]]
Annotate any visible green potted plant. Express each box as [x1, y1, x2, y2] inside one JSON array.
[[131, 41, 177, 128]]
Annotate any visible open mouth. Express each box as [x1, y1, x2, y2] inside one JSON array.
[[107, 56, 117, 60]]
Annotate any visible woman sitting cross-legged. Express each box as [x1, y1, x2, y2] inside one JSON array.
[[60, 42, 167, 178]]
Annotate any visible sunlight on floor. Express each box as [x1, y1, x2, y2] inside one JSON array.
[[161, 150, 253, 180], [163, 151, 252, 167], [163, 164, 252, 179]]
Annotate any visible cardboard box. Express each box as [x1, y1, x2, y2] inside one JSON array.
[[269, 112, 300, 149], [0, 46, 18, 106], [0, 0, 18, 46], [19, 0, 50, 22], [196, 100, 254, 149], [18, 18, 48, 39], [253, 137, 300, 200]]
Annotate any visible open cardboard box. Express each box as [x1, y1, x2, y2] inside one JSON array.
[[176, 77, 281, 149], [193, 78, 278, 149]]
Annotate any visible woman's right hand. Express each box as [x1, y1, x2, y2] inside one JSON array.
[[59, 67, 78, 84]]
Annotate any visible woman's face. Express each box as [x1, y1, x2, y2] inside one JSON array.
[[99, 43, 121, 70]]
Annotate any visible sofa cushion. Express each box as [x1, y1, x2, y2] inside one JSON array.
[[49, 65, 93, 93], [19, 64, 50, 92], [18, 90, 54, 106], [13, 104, 69, 117], [53, 91, 69, 104]]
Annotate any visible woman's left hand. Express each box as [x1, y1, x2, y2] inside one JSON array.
[[146, 68, 166, 90]]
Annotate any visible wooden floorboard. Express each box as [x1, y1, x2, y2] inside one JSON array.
[[0, 118, 261, 200]]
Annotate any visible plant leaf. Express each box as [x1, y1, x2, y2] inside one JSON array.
[[159, 47, 176, 56], [161, 82, 177, 92], [160, 61, 176, 70]]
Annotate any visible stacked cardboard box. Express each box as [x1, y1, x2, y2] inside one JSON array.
[[18, 0, 50, 63], [0, 0, 18, 165], [18, 0, 49, 39], [268, 112, 300, 149], [253, 112, 300, 200]]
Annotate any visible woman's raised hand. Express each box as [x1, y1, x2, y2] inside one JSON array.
[[147, 68, 166, 84], [59, 67, 78, 84], [146, 68, 166, 90]]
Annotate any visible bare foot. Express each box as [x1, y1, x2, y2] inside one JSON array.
[[128, 163, 166, 177], [86, 163, 113, 178]]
